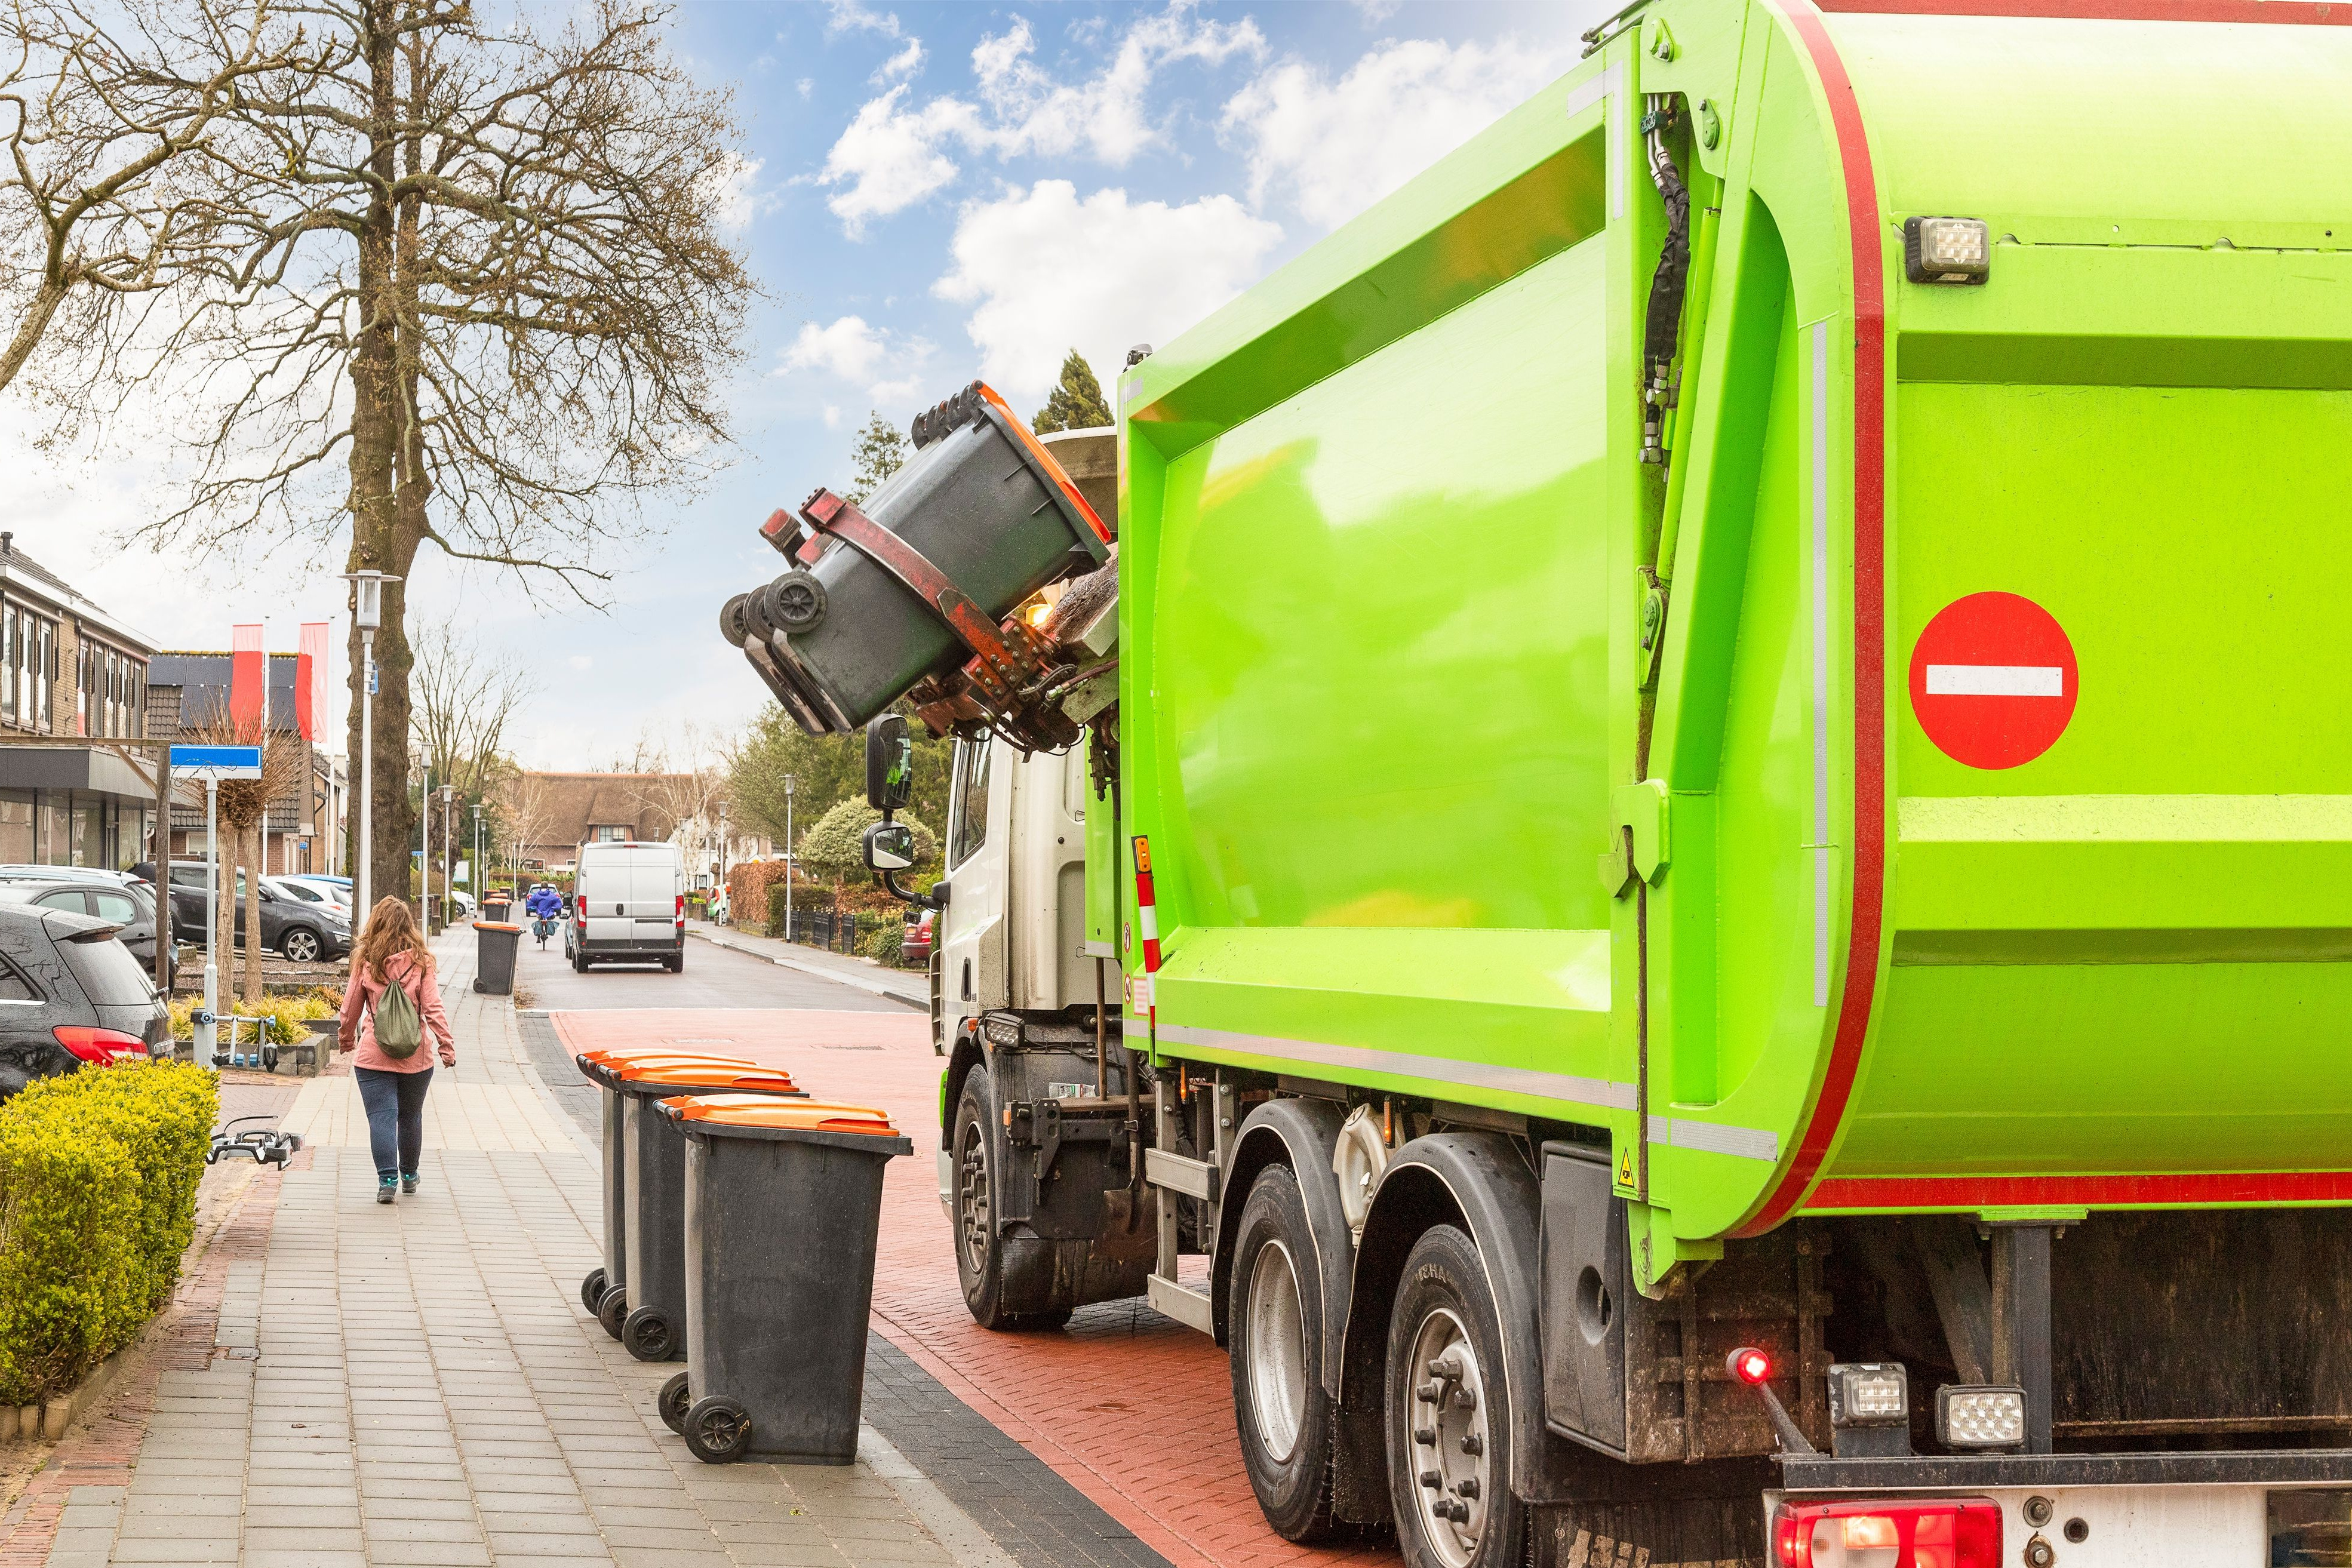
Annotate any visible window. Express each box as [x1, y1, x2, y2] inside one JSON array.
[[35, 890, 86, 914], [92, 890, 139, 925], [1, 604, 14, 725], [589, 825, 629, 843], [170, 865, 209, 889], [946, 739, 992, 869], [0, 957, 35, 1003]]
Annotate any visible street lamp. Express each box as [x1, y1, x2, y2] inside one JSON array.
[[340, 568, 401, 921], [717, 801, 728, 915], [471, 802, 484, 912], [439, 782, 455, 927], [784, 775, 794, 943]]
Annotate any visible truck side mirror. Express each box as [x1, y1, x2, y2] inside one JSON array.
[[866, 714, 915, 813], [863, 822, 916, 872]]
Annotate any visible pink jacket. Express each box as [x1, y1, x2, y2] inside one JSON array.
[[337, 950, 456, 1072]]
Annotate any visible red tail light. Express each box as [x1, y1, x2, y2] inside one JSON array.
[[54, 1025, 149, 1065], [1773, 1499, 2001, 1568], [576, 894, 586, 924], [675, 893, 685, 928]]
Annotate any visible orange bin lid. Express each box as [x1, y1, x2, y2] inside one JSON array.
[[665, 1094, 897, 1137], [574, 1048, 753, 1081], [614, 1059, 801, 1094]]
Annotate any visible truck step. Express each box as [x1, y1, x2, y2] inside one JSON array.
[[1146, 1273, 1214, 1334], [1145, 1148, 1219, 1201]]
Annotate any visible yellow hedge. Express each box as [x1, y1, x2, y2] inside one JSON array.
[[168, 989, 337, 1045], [0, 1062, 216, 1403]]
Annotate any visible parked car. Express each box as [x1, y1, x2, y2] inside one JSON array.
[[0, 865, 144, 888], [0, 902, 169, 1099], [901, 905, 934, 968], [570, 840, 683, 971], [0, 879, 174, 985], [162, 861, 351, 963], [268, 875, 353, 920]]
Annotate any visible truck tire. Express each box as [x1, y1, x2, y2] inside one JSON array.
[[1227, 1165, 1339, 1541], [951, 1066, 1069, 1331], [1387, 1225, 1524, 1568]]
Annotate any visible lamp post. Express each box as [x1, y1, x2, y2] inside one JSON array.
[[439, 782, 455, 927], [340, 568, 400, 921], [471, 802, 483, 911], [717, 801, 728, 918], [784, 775, 794, 943], [418, 765, 430, 927]]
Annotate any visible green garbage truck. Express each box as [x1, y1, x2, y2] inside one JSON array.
[[724, 0, 2352, 1561]]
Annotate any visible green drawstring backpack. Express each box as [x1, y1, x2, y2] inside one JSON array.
[[373, 963, 425, 1060]]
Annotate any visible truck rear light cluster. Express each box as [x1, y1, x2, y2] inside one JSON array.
[[1773, 1498, 2000, 1568], [1903, 216, 1990, 285], [676, 893, 685, 929], [1936, 1386, 2027, 1450]]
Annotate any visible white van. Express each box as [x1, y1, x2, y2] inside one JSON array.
[[570, 840, 684, 972]]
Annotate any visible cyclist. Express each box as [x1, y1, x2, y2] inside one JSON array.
[[525, 883, 563, 949]]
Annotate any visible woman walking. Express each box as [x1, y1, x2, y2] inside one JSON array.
[[337, 897, 457, 1203]]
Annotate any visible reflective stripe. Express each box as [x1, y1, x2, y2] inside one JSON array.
[[1562, 71, 1609, 122], [1650, 1115, 1779, 1164], [1156, 1022, 1631, 1110], [1811, 319, 1833, 1010], [1136, 906, 1159, 942]]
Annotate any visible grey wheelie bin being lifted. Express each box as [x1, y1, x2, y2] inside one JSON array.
[[610, 1059, 807, 1363], [654, 1095, 910, 1465], [571, 1049, 767, 1331]]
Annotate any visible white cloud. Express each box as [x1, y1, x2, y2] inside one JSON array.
[[705, 153, 768, 230], [822, 405, 844, 430], [817, 86, 978, 238], [568, 655, 594, 672], [816, 2, 1266, 237], [778, 316, 935, 409], [934, 180, 1281, 401], [871, 37, 924, 84], [826, 0, 903, 38], [796, 77, 814, 100], [1222, 35, 1579, 230]]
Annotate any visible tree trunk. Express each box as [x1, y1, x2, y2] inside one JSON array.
[[241, 822, 264, 1006], [216, 830, 236, 1002]]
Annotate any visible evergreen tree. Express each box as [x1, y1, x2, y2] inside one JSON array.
[[1031, 350, 1114, 433], [845, 410, 909, 504]]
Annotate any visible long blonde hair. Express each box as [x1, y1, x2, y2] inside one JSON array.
[[353, 897, 433, 983]]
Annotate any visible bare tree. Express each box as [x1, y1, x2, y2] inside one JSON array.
[[0, 0, 291, 396], [410, 617, 533, 800], [491, 766, 549, 882], [623, 723, 725, 875], [90, 0, 751, 907]]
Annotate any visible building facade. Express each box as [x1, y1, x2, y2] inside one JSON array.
[[149, 653, 345, 874], [0, 534, 161, 869]]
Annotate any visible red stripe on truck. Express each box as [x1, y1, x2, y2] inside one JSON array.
[[1818, 0, 2352, 22], [1807, 1171, 2352, 1210], [1737, 0, 1889, 1238]]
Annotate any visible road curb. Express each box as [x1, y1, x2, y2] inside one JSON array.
[[687, 926, 927, 1010]]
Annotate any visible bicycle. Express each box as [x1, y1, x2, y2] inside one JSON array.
[[533, 915, 556, 949]]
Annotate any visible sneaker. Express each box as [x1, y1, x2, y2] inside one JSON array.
[[376, 1177, 396, 1204], [401, 1173, 419, 1195]]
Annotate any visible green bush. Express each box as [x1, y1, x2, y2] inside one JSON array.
[[765, 883, 788, 939], [857, 911, 903, 964], [0, 1062, 216, 1403]]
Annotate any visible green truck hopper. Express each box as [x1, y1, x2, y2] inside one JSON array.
[[729, 0, 2352, 1562]]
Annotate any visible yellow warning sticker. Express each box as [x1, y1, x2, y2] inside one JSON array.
[[1615, 1144, 1635, 1188]]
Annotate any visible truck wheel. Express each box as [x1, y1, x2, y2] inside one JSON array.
[[572, 946, 589, 973], [1388, 1225, 1524, 1568], [949, 1067, 1069, 1330], [1226, 1165, 1339, 1541]]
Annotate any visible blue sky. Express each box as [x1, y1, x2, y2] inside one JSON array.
[[4, 0, 1606, 770]]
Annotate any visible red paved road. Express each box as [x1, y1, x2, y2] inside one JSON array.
[[549, 1007, 1397, 1568]]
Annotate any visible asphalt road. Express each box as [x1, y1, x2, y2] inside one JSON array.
[[507, 923, 911, 1013]]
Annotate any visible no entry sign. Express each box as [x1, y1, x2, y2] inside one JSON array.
[[1908, 592, 2078, 769]]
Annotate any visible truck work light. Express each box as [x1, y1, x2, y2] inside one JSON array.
[[1904, 216, 1990, 285], [1936, 1385, 2028, 1450], [1827, 1363, 1911, 1457]]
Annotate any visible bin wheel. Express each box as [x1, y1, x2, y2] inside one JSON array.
[[622, 1306, 675, 1363], [580, 1268, 608, 1315], [261, 1044, 279, 1072], [683, 1396, 752, 1464], [719, 593, 754, 648], [596, 1284, 629, 1340], [657, 1372, 693, 1435], [471, 977, 484, 994]]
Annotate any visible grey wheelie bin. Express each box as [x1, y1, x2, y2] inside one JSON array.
[[654, 1096, 910, 1464], [610, 1059, 807, 1363], [470, 921, 522, 995], [571, 1049, 760, 1332]]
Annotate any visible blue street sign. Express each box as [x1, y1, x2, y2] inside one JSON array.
[[368, 661, 379, 695], [170, 744, 263, 780]]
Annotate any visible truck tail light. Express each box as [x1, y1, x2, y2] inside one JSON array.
[[54, 1025, 149, 1064], [676, 893, 685, 928], [1773, 1499, 2000, 1568], [576, 894, 586, 924]]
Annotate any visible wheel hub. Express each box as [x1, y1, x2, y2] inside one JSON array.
[[1404, 1306, 1490, 1568], [957, 1121, 991, 1275], [1245, 1238, 1308, 1462]]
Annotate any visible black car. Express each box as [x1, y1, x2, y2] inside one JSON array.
[[162, 861, 351, 964], [0, 902, 170, 1100], [0, 878, 174, 985]]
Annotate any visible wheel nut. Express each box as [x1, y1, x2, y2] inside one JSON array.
[[1455, 1479, 1480, 1499], [1460, 1434, 1483, 1456], [1416, 1382, 1440, 1403], [1419, 1471, 1441, 1490], [1413, 1426, 1436, 1445]]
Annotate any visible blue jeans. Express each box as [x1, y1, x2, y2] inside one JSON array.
[[354, 1066, 433, 1180]]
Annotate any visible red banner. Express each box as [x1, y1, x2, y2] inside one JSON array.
[[296, 622, 330, 741], [229, 623, 265, 729]]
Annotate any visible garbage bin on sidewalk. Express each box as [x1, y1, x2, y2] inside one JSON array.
[[572, 1049, 762, 1327], [483, 894, 512, 922], [612, 1060, 807, 1362], [656, 1095, 911, 1464], [471, 921, 522, 995]]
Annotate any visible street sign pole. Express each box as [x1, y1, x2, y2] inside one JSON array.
[[171, 744, 262, 1068], [202, 778, 218, 1065], [358, 625, 374, 920]]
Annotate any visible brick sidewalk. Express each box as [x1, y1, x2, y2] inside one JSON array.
[[0, 936, 991, 1568], [545, 1009, 1398, 1568], [684, 921, 930, 1010]]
